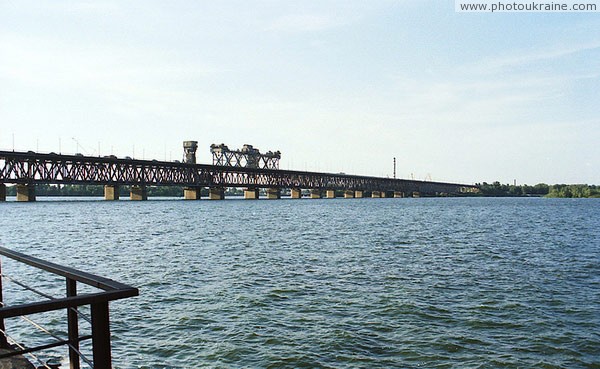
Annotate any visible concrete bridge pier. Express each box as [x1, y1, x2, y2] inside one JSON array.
[[130, 185, 147, 201], [291, 188, 302, 199], [394, 191, 404, 198], [371, 191, 381, 198], [16, 184, 36, 202], [104, 185, 120, 201], [354, 190, 364, 198], [310, 189, 321, 199], [267, 188, 281, 199], [0, 184, 5, 201], [244, 187, 259, 199], [209, 187, 225, 200], [184, 187, 201, 200], [344, 190, 355, 198], [326, 190, 336, 199], [412, 192, 420, 198]]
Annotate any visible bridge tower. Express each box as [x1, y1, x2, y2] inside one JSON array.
[[183, 141, 201, 200], [183, 141, 198, 164]]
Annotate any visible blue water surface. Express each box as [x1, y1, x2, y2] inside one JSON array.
[[0, 197, 598, 368]]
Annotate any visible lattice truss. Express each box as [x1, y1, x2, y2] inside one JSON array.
[[210, 144, 281, 169], [0, 154, 212, 186], [0, 151, 473, 194]]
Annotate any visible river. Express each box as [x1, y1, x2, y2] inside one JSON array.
[[0, 197, 598, 368]]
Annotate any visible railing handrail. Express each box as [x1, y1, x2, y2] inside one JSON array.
[[0, 246, 135, 291], [0, 290, 137, 319]]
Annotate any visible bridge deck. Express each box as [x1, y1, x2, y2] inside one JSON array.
[[0, 151, 475, 195]]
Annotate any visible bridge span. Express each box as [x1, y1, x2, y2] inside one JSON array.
[[0, 150, 477, 201]]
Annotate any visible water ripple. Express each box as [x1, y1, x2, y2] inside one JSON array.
[[0, 198, 599, 368]]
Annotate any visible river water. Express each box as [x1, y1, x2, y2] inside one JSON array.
[[0, 197, 598, 368]]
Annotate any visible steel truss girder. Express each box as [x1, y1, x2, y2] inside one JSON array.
[[0, 151, 472, 195], [212, 151, 280, 170]]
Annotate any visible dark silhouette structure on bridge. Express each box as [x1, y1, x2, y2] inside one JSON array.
[[0, 142, 477, 201], [210, 143, 281, 170]]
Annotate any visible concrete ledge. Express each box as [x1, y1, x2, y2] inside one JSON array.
[[0, 348, 35, 369]]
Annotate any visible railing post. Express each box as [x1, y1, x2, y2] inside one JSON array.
[[91, 302, 112, 369], [67, 278, 80, 369], [0, 257, 8, 348]]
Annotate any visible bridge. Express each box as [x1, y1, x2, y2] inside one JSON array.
[[0, 150, 477, 202]]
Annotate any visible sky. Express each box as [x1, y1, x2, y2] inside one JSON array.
[[1, 0, 599, 185]]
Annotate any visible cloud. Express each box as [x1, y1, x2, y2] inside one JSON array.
[[0, 33, 221, 104], [388, 41, 600, 131], [265, 14, 348, 32], [0, 0, 122, 16], [65, 1, 122, 13], [468, 41, 600, 74]]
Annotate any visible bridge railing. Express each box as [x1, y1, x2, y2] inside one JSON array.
[[0, 246, 139, 368]]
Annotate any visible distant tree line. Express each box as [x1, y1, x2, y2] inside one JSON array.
[[5, 184, 184, 197], [476, 182, 549, 196], [4, 184, 247, 197], [546, 184, 600, 198], [476, 182, 600, 198], [4, 183, 599, 198]]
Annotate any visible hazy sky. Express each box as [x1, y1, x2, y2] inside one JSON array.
[[1, 0, 599, 184]]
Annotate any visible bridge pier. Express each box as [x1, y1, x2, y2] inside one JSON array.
[[291, 188, 302, 199], [16, 184, 36, 202], [244, 188, 259, 200], [344, 190, 354, 199], [0, 184, 5, 201], [310, 189, 321, 199], [104, 185, 120, 201], [184, 187, 201, 200], [209, 187, 225, 200], [412, 192, 420, 198], [354, 190, 364, 198], [267, 188, 281, 199], [326, 190, 336, 199], [371, 191, 381, 198], [394, 191, 404, 198], [130, 186, 147, 201]]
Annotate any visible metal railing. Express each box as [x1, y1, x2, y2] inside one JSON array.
[[0, 246, 139, 368]]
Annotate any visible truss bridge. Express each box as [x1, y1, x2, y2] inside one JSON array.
[[0, 150, 477, 201]]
